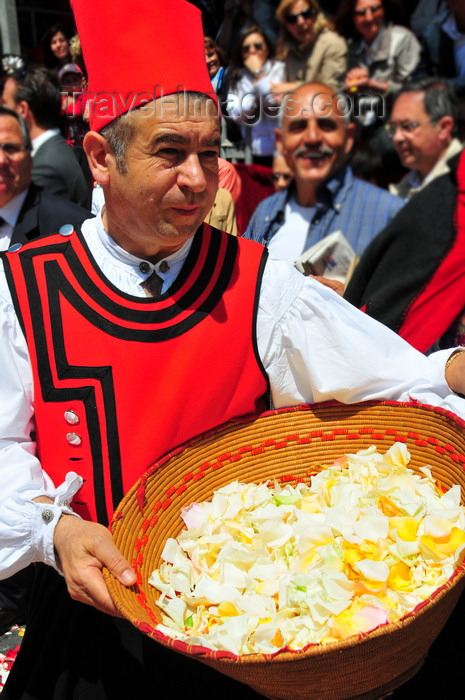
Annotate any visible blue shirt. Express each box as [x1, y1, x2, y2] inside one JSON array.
[[243, 166, 404, 257]]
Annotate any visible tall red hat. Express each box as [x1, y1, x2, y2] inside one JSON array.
[[70, 0, 216, 131]]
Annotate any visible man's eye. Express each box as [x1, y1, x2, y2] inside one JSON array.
[[288, 121, 306, 132], [201, 150, 218, 159], [317, 119, 337, 131], [157, 148, 179, 156]]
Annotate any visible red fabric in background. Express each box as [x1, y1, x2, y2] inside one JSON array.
[[234, 164, 274, 236], [397, 149, 465, 352]]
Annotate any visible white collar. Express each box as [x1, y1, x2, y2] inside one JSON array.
[[91, 210, 194, 277], [0, 188, 29, 228]]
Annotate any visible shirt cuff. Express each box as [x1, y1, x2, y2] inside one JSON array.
[[31, 472, 83, 572]]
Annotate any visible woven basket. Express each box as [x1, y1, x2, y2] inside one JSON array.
[[104, 401, 465, 700]]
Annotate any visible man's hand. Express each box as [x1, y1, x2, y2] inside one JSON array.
[[53, 514, 137, 616]]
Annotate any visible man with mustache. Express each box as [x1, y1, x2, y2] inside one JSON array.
[[243, 82, 403, 267]]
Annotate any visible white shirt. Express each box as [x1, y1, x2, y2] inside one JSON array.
[[267, 197, 315, 264], [0, 189, 28, 250], [0, 212, 463, 577]]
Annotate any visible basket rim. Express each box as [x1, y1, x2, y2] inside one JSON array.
[[113, 399, 465, 517]]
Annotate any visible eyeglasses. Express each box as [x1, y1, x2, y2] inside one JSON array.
[[0, 142, 28, 157], [353, 4, 383, 17], [385, 120, 427, 137], [271, 172, 293, 182], [242, 41, 264, 54], [284, 7, 317, 24]]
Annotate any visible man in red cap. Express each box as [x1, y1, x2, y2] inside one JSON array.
[[1, 1, 465, 698]]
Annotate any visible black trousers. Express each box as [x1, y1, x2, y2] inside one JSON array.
[[3, 564, 464, 699]]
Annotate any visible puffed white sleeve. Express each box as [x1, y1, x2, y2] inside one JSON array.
[[257, 258, 465, 420], [0, 261, 82, 578]]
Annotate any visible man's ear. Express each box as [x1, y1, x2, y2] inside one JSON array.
[[84, 131, 113, 185], [15, 100, 29, 120], [437, 115, 454, 142]]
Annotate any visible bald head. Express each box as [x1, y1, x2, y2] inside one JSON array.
[[276, 82, 356, 206]]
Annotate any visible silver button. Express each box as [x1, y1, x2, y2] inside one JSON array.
[[42, 509, 54, 523], [139, 261, 150, 274], [59, 224, 74, 236], [66, 432, 82, 446], [159, 260, 170, 273], [59, 500, 70, 508], [8, 243, 22, 252], [64, 410, 79, 425]]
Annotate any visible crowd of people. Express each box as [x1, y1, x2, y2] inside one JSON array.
[[0, 0, 465, 698]]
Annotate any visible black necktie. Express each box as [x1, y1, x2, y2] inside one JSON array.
[[140, 270, 163, 298]]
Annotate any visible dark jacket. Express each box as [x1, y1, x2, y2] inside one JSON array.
[[10, 183, 92, 248], [344, 151, 464, 352], [32, 133, 91, 209]]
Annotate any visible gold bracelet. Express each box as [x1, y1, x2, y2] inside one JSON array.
[[445, 350, 463, 373]]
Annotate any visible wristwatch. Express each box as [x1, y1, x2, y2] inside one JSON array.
[[252, 69, 262, 78]]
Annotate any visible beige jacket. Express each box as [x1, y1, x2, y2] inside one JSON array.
[[389, 138, 463, 200], [204, 188, 238, 236], [285, 27, 348, 92]]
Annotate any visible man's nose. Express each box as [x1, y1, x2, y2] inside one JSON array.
[[303, 120, 321, 143], [177, 154, 207, 192]]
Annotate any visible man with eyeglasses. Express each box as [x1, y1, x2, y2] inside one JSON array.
[[387, 77, 463, 201], [345, 92, 465, 353]]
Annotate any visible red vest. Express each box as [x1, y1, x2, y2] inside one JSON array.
[[4, 225, 269, 524]]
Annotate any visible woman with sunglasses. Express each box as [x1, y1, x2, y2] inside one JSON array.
[[226, 26, 285, 165], [334, 0, 420, 99], [272, 0, 347, 95]]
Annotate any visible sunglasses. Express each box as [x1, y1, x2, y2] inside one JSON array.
[[353, 4, 383, 17], [284, 7, 317, 24], [242, 41, 264, 54]]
